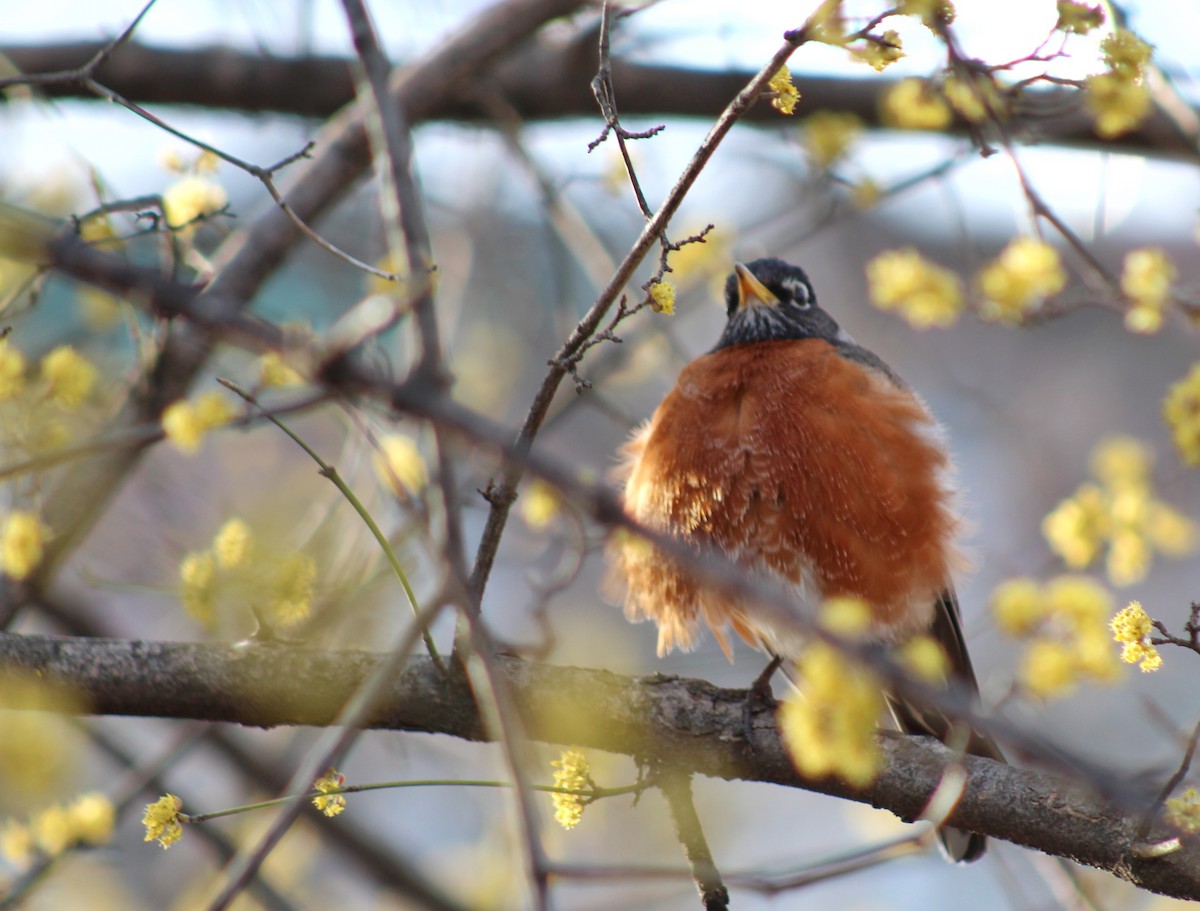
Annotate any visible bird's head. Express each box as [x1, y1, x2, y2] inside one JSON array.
[[716, 257, 841, 349]]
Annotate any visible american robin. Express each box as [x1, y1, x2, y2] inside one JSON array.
[[608, 257, 1001, 862]]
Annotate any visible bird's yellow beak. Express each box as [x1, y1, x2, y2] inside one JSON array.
[[734, 263, 779, 310]]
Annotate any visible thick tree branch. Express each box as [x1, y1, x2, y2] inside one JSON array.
[[0, 631, 1195, 900], [2, 40, 1196, 157]]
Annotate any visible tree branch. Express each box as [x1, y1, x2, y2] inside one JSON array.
[[0, 631, 1196, 899]]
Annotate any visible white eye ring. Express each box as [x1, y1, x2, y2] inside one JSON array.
[[781, 277, 811, 306]]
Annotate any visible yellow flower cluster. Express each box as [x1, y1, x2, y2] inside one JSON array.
[[976, 237, 1066, 322], [162, 390, 237, 454], [179, 517, 318, 631], [1166, 787, 1200, 833], [880, 79, 952, 131], [0, 510, 51, 581], [768, 67, 800, 116], [1120, 247, 1176, 333], [520, 479, 561, 530], [373, 433, 429, 496], [1109, 601, 1161, 672], [803, 111, 863, 168], [1055, 0, 1104, 34], [648, 279, 676, 315], [0, 339, 98, 411], [779, 640, 883, 787], [1042, 436, 1196, 586], [942, 75, 995, 123], [896, 0, 955, 28], [990, 575, 1121, 698], [312, 768, 347, 818], [258, 351, 305, 388], [850, 31, 903, 72], [551, 748, 591, 830], [866, 248, 964, 328], [142, 793, 185, 849], [0, 793, 115, 868], [1164, 363, 1200, 466], [1086, 29, 1154, 138]]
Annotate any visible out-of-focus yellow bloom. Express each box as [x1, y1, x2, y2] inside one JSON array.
[[851, 179, 882, 209], [990, 577, 1043, 636], [312, 769, 347, 818], [648, 280, 676, 315], [818, 596, 871, 637], [851, 31, 902, 71], [897, 0, 954, 27], [1055, 0, 1104, 34], [899, 635, 948, 684], [803, 111, 862, 168], [195, 149, 221, 175], [67, 792, 116, 845], [180, 551, 217, 627], [1086, 73, 1151, 139], [1042, 483, 1108, 569], [881, 79, 952, 131], [1121, 247, 1176, 334], [1166, 787, 1200, 833], [779, 643, 882, 787], [942, 75, 993, 123], [162, 391, 236, 454], [1110, 601, 1161, 672], [1164, 364, 1200, 467], [77, 287, 124, 331], [374, 433, 428, 495], [520, 480, 561, 530], [1102, 30, 1153, 78], [0, 510, 50, 581], [1091, 436, 1151, 486], [40, 346, 97, 410], [162, 175, 227, 232], [551, 749, 591, 830], [77, 215, 115, 246], [807, 0, 846, 45], [1020, 638, 1079, 698], [0, 819, 35, 869], [268, 552, 317, 626], [976, 237, 1066, 322], [142, 794, 184, 849], [31, 804, 72, 856], [769, 66, 800, 115], [866, 248, 963, 328], [0, 340, 27, 399], [258, 351, 304, 388], [213, 518, 253, 569]]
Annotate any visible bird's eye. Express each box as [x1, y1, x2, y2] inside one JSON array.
[[780, 277, 812, 307]]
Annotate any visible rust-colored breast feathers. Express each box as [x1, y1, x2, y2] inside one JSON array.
[[609, 339, 962, 657]]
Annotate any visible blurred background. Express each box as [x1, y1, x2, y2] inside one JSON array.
[[1, 0, 1198, 908]]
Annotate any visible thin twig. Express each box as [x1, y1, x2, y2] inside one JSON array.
[[660, 772, 730, 911]]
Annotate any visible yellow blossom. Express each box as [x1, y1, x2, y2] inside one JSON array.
[[1086, 73, 1151, 139], [1056, 0, 1104, 34], [769, 66, 800, 116], [851, 31, 903, 72], [1020, 638, 1079, 698], [31, 804, 72, 856], [268, 552, 317, 626], [1043, 574, 1111, 630], [0, 340, 26, 399], [520, 480, 561, 530], [374, 433, 428, 495], [1, 510, 50, 581], [1121, 247, 1175, 333], [1042, 483, 1108, 568], [1168, 788, 1200, 832], [1164, 364, 1200, 466], [1102, 30, 1153, 79], [851, 179, 881, 209], [159, 147, 187, 173], [866, 248, 963, 328], [0, 819, 35, 869], [818, 596, 871, 637], [180, 551, 217, 627], [648, 280, 676, 315], [976, 238, 1066, 322], [807, 0, 847, 46], [213, 518, 253, 569], [1110, 601, 1161, 671], [195, 149, 221, 175], [990, 577, 1044, 636], [803, 111, 862, 168], [1149, 503, 1197, 555], [40, 345, 97, 410], [67, 792, 116, 845], [881, 79, 952, 131], [259, 351, 304, 388], [312, 769, 347, 818], [1107, 528, 1150, 586], [779, 643, 882, 787], [142, 794, 184, 849], [162, 391, 235, 454], [1091, 436, 1151, 486], [899, 635, 948, 684], [162, 175, 228, 232], [551, 749, 591, 830], [77, 215, 115, 245], [896, 0, 955, 27]]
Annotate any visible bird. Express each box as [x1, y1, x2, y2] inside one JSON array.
[[607, 256, 1002, 862]]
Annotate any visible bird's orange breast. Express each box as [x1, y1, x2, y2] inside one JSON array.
[[609, 339, 963, 657]]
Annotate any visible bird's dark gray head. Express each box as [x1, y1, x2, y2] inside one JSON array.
[[712, 257, 902, 384]]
